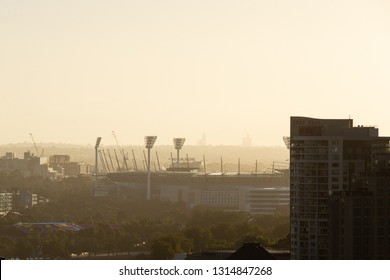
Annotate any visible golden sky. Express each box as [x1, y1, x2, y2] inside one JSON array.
[[1, 0, 390, 146]]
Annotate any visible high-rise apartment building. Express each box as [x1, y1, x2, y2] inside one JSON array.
[[290, 116, 390, 259]]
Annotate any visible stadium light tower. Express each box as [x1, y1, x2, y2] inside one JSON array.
[[283, 136, 290, 149], [95, 137, 102, 189], [173, 138, 186, 164], [144, 136, 157, 200]]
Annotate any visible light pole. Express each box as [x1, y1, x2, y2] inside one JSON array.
[[283, 136, 290, 149], [173, 138, 185, 165], [95, 137, 102, 190], [144, 136, 157, 200]]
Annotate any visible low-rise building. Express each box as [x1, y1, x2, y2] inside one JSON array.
[[159, 184, 289, 215], [0, 151, 56, 178], [13, 191, 38, 210], [63, 162, 89, 176], [49, 155, 91, 177], [0, 190, 13, 216]]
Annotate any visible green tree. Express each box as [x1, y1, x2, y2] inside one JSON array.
[[210, 223, 235, 243], [0, 236, 16, 259], [235, 232, 270, 247], [274, 233, 290, 249], [42, 239, 69, 259], [74, 226, 99, 255], [156, 233, 193, 253], [150, 239, 175, 260], [184, 227, 212, 251], [15, 238, 34, 259]]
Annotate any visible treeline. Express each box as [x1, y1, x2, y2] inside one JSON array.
[[0, 212, 289, 259], [0, 173, 290, 259]]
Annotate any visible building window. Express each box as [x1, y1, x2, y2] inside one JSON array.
[[331, 146, 339, 153]]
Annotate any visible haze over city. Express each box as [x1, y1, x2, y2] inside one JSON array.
[[1, 0, 390, 146], [3, 1, 390, 266]]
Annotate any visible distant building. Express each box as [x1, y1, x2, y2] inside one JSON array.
[[63, 162, 89, 176], [94, 184, 113, 197], [108, 171, 290, 215], [48, 155, 91, 177], [290, 116, 390, 259], [166, 160, 203, 172], [159, 185, 289, 215], [242, 134, 252, 147], [13, 191, 38, 210], [0, 189, 48, 213], [48, 155, 71, 166], [0, 151, 56, 178], [197, 134, 207, 146], [0, 191, 13, 216]]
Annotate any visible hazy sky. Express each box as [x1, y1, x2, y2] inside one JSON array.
[[1, 0, 390, 146]]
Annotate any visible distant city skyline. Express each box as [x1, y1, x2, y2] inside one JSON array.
[[1, 1, 390, 146]]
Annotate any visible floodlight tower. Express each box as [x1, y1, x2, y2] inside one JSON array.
[[144, 136, 157, 200], [95, 137, 102, 189], [173, 138, 186, 164], [283, 136, 290, 149]]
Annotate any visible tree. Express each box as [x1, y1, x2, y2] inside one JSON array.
[[117, 233, 137, 254], [74, 226, 99, 255], [235, 232, 270, 247], [15, 238, 34, 259], [155, 233, 193, 254], [150, 239, 175, 260], [184, 227, 212, 251], [274, 233, 290, 249], [271, 222, 290, 239], [42, 239, 69, 259], [0, 236, 16, 259], [210, 223, 235, 243]]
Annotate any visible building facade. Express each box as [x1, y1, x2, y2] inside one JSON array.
[[159, 183, 289, 215], [290, 116, 390, 259], [49, 155, 91, 177], [13, 192, 38, 210], [0, 151, 56, 178], [107, 171, 290, 215], [0, 191, 13, 216]]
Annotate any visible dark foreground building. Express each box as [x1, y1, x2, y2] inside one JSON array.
[[290, 116, 390, 259], [185, 243, 286, 260]]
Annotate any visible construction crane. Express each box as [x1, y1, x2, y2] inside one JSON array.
[[29, 133, 44, 157]]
